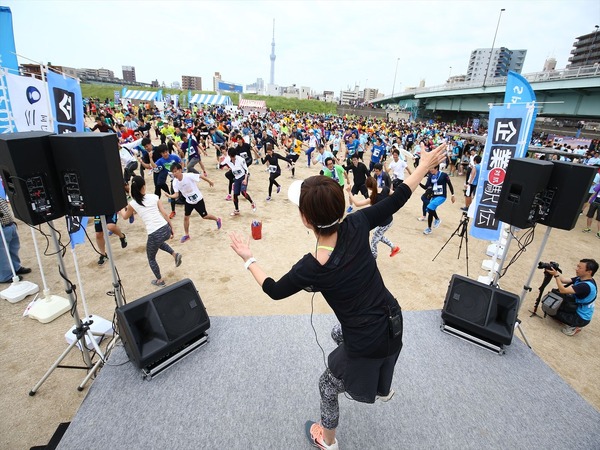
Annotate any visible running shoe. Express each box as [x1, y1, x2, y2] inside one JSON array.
[[216, 218, 222, 230], [276, 185, 281, 194], [175, 253, 182, 267], [582, 228, 591, 233], [346, 206, 353, 214], [562, 326, 581, 336], [129, 215, 135, 224], [180, 235, 190, 243], [433, 219, 442, 228], [305, 421, 339, 450], [390, 246, 400, 257], [151, 279, 166, 287], [266, 196, 271, 201], [230, 210, 240, 216], [120, 233, 128, 249], [376, 389, 395, 402], [97, 254, 108, 266], [252, 203, 257, 212], [169, 211, 176, 219], [225, 194, 232, 201], [597, 232, 600, 239], [417, 216, 426, 221], [423, 227, 432, 235]]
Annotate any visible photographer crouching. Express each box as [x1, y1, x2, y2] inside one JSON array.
[[545, 259, 598, 336]]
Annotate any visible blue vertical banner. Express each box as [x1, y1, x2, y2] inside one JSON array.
[[46, 69, 84, 133], [469, 103, 536, 241], [504, 71, 538, 154], [0, 6, 19, 134]]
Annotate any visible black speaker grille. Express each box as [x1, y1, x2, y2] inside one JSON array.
[[445, 280, 491, 326], [152, 282, 207, 341]]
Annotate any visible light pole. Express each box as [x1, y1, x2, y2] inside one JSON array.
[[448, 66, 452, 83], [482, 8, 505, 88], [584, 25, 599, 66], [392, 58, 400, 97]]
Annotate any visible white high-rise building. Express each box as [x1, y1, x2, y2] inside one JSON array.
[[466, 48, 527, 82]]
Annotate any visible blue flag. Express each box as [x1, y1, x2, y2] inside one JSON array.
[[504, 71, 536, 105], [0, 7, 19, 134], [469, 103, 536, 241], [67, 216, 88, 249], [46, 70, 84, 133]]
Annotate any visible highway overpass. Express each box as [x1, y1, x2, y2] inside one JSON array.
[[371, 65, 600, 119]]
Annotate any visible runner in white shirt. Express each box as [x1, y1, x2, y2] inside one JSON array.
[[221, 147, 256, 216], [165, 162, 222, 243], [387, 149, 412, 190]]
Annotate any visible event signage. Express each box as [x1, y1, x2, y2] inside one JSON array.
[[4, 72, 51, 132], [469, 103, 536, 241], [46, 70, 84, 134], [0, 6, 19, 134]]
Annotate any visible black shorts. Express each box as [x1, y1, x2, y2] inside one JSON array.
[[184, 199, 208, 217], [94, 214, 117, 232]]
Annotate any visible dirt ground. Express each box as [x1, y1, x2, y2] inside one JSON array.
[[0, 145, 598, 449]]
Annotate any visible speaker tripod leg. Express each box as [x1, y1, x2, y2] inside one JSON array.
[[515, 320, 532, 349], [29, 337, 83, 396], [78, 334, 120, 391]]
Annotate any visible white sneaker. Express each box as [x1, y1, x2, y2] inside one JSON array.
[[376, 389, 395, 402]]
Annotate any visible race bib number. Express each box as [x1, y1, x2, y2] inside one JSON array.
[[433, 183, 443, 196], [268, 165, 277, 173], [187, 193, 198, 203], [233, 169, 244, 177]]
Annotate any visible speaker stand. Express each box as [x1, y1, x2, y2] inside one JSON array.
[[81, 215, 127, 387], [432, 212, 470, 276], [29, 222, 105, 395]]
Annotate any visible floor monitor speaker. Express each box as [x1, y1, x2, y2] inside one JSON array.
[[0, 131, 65, 225], [537, 161, 597, 231], [494, 158, 553, 229], [116, 279, 210, 369], [442, 274, 519, 346], [49, 133, 127, 216]]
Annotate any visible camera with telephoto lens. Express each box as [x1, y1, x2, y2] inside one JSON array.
[[538, 261, 560, 271]]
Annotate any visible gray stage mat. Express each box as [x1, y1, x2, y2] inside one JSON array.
[[58, 310, 600, 450]]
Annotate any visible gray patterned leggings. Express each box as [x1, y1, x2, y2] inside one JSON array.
[[319, 324, 346, 430], [370, 222, 394, 259], [147, 224, 174, 279]]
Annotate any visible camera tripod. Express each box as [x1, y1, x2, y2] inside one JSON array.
[[433, 212, 470, 276]]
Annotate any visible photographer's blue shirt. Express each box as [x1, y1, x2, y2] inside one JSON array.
[[571, 277, 597, 321]]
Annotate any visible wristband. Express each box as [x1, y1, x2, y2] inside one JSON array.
[[554, 275, 559, 278], [244, 257, 257, 270]]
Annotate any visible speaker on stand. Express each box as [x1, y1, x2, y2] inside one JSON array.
[[0, 131, 65, 225], [494, 158, 553, 229]]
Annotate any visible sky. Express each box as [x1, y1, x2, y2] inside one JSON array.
[[3, 0, 599, 95]]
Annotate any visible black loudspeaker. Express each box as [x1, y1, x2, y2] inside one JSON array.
[[494, 158, 554, 229], [116, 279, 210, 369], [49, 132, 127, 216], [537, 161, 597, 231], [442, 274, 519, 346], [0, 131, 65, 225]]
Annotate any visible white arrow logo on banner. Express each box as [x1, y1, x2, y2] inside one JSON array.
[[59, 93, 72, 121], [495, 121, 517, 143]]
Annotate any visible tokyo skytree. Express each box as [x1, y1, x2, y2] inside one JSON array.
[[269, 19, 276, 85]]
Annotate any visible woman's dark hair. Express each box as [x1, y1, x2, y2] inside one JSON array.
[[366, 176, 378, 205], [266, 143, 273, 151], [227, 147, 237, 158], [130, 176, 146, 206], [299, 176, 345, 237]]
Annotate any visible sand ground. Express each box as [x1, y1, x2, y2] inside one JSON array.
[[0, 147, 598, 449]]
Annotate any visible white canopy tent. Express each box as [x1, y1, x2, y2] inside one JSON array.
[[122, 90, 159, 102], [189, 94, 232, 105]]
